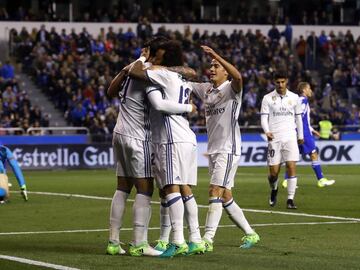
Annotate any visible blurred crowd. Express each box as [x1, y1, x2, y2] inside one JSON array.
[[6, 22, 360, 134], [1, 2, 360, 25], [0, 60, 49, 135]]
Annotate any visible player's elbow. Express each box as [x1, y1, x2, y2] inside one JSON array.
[[107, 86, 117, 98]]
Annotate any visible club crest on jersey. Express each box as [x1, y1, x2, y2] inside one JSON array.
[[288, 100, 292, 105], [272, 95, 276, 104]]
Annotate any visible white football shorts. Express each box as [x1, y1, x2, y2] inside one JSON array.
[[208, 153, 240, 189], [113, 133, 152, 178], [267, 138, 299, 166], [152, 142, 197, 189]]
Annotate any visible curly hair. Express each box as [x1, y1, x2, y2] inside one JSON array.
[[160, 40, 184, 67]]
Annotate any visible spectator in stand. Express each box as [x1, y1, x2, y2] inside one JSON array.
[[281, 17, 293, 47], [268, 24, 281, 46], [136, 17, 153, 40], [1, 61, 15, 80]]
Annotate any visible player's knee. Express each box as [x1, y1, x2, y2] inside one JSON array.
[[268, 175, 278, 183], [209, 184, 224, 197], [135, 178, 154, 196], [221, 189, 233, 202], [180, 185, 193, 196]]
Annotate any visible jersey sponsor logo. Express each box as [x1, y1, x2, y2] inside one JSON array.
[[205, 105, 225, 116], [5, 141, 360, 170], [197, 141, 359, 166], [272, 110, 293, 117]]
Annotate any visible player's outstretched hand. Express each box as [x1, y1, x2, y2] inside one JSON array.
[[20, 185, 28, 201]]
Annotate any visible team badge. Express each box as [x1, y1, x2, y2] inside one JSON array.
[[288, 100, 292, 105]]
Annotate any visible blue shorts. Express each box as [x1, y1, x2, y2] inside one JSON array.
[[299, 136, 316, 155]]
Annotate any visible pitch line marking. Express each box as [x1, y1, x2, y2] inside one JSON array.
[[25, 191, 360, 222], [0, 221, 358, 236], [0, 254, 80, 270]]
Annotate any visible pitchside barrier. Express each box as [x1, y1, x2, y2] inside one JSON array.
[[1, 133, 360, 170]]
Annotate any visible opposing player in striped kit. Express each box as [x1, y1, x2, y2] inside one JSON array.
[[282, 82, 335, 188], [190, 45, 260, 251]]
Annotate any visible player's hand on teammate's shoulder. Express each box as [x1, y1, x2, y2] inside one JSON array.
[[265, 132, 274, 141]]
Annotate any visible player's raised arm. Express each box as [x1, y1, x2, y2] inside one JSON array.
[[127, 47, 150, 81], [201, 45, 242, 92], [146, 85, 195, 114], [107, 68, 128, 97], [161, 66, 197, 80]]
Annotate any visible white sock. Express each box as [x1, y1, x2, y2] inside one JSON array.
[[203, 197, 223, 243], [166, 192, 185, 245], [223, 199, 254, 235], [183, 195, 201, 243], [287, 177, 298, 200], [159, 199, 171, 242], [132, 193, 151, 246], [109, 190, 129, 243]]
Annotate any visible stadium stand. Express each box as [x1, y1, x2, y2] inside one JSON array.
[[1, 1, 360, 25], [0, 60, 49, 134], [7, 22, 360, 135]]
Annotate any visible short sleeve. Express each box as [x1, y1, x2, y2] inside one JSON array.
[[145, 85, 163, 96], [146, 69, 170, 88], [260, 96, 269, 114], [295, 96, 303, 115], [188, 82, 209, 101]]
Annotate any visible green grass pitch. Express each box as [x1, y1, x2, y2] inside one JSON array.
[[1, 166, 359, 270]]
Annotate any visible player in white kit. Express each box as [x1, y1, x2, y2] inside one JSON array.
[[190, 46, 260, 251], [129, 40, 205, 257], [106, 37, 194, 256], [260, 69, 304, 209]]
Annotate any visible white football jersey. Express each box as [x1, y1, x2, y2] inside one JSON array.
[[113, 76, 151, 141], [260, 89, 302, 141], [146, 69, 196, 145], [191, 80, 242, 155]]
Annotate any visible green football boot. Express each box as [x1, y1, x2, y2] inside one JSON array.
[[106, 241, 126, 255], [240, 233, 260, 249]]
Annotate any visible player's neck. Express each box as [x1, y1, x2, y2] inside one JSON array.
[[276, 89, 287, 96], [212, 78, 227, 88]]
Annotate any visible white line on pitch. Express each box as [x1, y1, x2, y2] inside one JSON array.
[[0, 255, 80, 270], [26, 191, 360, 222], [0, 221, 358, 236]]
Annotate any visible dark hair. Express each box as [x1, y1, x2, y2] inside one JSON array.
[[160, 40, 184, 67], [273, 69, 288, 80], [143, 36, 169, 58]]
